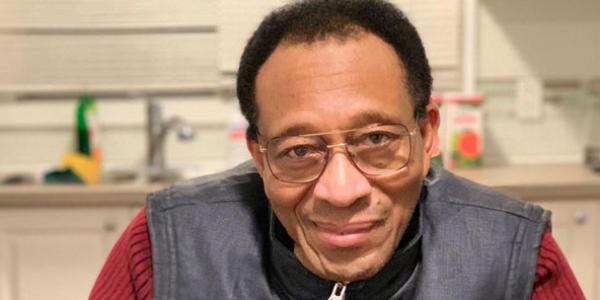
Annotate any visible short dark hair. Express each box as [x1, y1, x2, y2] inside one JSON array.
[[237, 0, 432, 140]]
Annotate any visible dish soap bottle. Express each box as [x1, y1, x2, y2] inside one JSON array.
[[77, 94, 102, 162]]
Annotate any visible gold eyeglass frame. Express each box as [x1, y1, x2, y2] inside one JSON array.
[[257, 123, 418, 184]]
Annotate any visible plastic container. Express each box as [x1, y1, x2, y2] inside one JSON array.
[[435, 94, 484, 169], [76, 94, 102, 162]]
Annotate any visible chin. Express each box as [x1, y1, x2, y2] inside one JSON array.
[[321, 249, 391, 282]]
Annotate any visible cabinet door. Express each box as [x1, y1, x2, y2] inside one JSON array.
[[537, 200, 599, 300], [0, 207, 132, 300]]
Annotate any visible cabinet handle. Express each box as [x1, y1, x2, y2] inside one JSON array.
[[103, 222, 116, 232], [573, 211, 587, 225]]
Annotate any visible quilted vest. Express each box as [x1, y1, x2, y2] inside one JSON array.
[[147, 161, 549, 299]]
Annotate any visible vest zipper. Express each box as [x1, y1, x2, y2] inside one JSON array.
[[327, 282, 347, 300]]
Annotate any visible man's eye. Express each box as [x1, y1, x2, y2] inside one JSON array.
[[360, 132, 395, 146], [291, 146, 310, 157], [279, 145, 321, 159], [368, 133, 387, 144]]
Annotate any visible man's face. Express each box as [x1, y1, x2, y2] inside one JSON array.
[[249, 32, 439, 282]]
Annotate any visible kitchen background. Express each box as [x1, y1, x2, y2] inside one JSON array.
[[0, 0, 599, 299], [0, 0, 598, 176]]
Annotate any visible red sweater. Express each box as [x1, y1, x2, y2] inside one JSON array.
[[90, 209, 585, 300]]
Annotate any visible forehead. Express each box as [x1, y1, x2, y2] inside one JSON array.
[[255, 32, 414, 138]]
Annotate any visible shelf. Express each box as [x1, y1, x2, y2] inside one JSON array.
[[0, 83, 227, 100], [0, 24, 217, 35]]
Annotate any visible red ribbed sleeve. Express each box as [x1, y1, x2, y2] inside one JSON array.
[[89, 208, 153, 300], [532, 227, 585, 299], [90, 210, 584, 299]]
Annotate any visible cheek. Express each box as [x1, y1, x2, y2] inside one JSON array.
[[264, 179, 311, 208], [263, 178, 313, 225], [374, 162, 424, 209]]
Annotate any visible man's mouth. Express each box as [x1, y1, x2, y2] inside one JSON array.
[[312, 220, 382, 248]]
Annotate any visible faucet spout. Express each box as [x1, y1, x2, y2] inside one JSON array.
[[147, 100, 195, 182]]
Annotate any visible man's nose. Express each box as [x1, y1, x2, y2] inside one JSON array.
[[313, 151, 371, 207]]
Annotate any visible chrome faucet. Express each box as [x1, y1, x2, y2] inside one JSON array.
[[147, 100, 194, 182]]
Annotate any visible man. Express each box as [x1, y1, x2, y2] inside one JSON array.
[[91, 0, 584, 299]]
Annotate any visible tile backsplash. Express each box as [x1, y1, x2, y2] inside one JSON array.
[[479, 80, 596, 165]]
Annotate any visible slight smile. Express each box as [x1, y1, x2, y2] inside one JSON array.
[[312, 220, 384, 248]]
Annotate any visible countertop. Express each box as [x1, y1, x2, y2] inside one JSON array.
[[453, 164, 600, 201], [1, 164, 599, 206], [0, 184, 162, 207]]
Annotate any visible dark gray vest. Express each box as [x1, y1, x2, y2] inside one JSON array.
[[147, 162, 549, 299]]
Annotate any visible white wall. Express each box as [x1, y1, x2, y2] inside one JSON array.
[[477, 0, 600, 165]]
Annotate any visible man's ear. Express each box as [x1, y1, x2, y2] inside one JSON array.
[[247, 138, 267, 176], [422, 103, 441, 156], [419, 103, 441, 174]]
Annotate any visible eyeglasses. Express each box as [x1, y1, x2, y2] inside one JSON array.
[[258, 124, 417, 183]]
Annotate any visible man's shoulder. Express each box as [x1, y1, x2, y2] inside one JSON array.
[[426, 165, 549, 223], [418, 166, 552, 300], [147, 160, 265, 212]]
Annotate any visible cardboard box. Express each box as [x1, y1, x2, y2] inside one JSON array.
[[433, 94, 484, 169]]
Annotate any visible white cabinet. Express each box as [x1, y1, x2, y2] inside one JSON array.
[[0, 207, 136, 300], [456, 164, 600, 299], [0, 0, 218, 95], [218, 0, 463, 91], [536, 200, 600, 300]]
